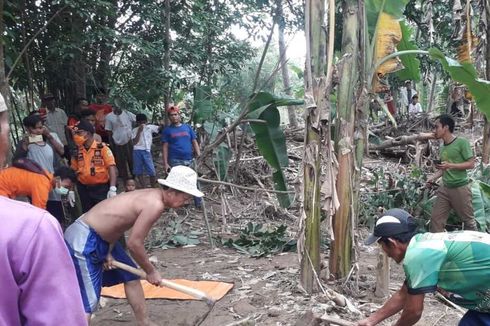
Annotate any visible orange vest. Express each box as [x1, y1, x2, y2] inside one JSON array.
[[71, 141, 115, 185]]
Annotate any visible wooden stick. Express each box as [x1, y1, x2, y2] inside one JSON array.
[[112, 260, 214, 305]]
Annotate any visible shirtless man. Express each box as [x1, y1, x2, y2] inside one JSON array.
[[64, 165, 204, 325]]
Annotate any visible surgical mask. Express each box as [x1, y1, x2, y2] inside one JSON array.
[[73, 134, 87, 146], [55, 186, 70, 196]]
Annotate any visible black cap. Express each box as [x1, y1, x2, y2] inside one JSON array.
[[75, 119, 95, 134], [365, 208, 417, 245]]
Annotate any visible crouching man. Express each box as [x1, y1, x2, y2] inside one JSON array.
[[356, 208, 490, 326], [64, 166, 204, 325]]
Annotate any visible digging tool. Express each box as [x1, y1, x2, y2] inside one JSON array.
[[112, 260, 215, 305]]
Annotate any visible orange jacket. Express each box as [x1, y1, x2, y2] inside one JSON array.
[[0, 167, 53, 209], [71, 140, 115, 185]]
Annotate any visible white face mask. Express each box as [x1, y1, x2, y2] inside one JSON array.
[[55, 186, 70, 196]]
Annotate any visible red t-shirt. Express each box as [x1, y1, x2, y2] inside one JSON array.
[[88, 103, 112, 138]]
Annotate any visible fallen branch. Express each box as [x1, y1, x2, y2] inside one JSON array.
[[319, 316, 354, 326], [370, 132, 435, 151], [198, 177, 294, 194]]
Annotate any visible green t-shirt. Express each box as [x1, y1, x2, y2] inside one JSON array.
[[404, 232, 490, 312], [440, 137, 473, 188]]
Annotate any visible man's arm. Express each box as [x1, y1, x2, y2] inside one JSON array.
[[133, 125, 144, 144], [426, 170, 443, 185], [394, 291, 425, 326], [126, 203, 164, 284], [162, 142, 169, 171], [108, 165, 117, 187], [192, 139, 201, 158], [357, 284, 409, 326], [440, 157, 475, 171]]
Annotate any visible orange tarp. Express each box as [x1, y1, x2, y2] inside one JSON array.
[[101, 279, 234, 301]]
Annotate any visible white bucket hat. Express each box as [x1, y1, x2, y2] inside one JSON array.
[[158, 166, 204, 197]]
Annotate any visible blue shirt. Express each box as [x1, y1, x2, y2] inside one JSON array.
[[161, 124, 196, 160]]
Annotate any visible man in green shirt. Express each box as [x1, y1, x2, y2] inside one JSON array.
[[427, 114, 477, 232], [356, 208, 490, 326]]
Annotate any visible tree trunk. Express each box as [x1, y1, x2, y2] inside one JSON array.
[[482, 0, 490, 164], [427, 72, 437, 112], [277, 1, 298, 127], [163, 0, 171, 123], [374, 250, 390, 298], [299, 0, 327, 293], [329, 0, 359, 280]]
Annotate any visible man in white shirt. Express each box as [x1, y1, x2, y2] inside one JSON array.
[[132, 113, 161, 187], [408, 95, 422, 115], [105, 105, 136, 180], [42, 93, 69, 146]]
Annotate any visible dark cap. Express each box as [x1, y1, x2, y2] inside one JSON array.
[[42, 93, 55, 100], [365, 208, 417, 245], [75, 119, 95, 134]]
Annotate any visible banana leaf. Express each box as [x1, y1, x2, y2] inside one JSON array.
[[396, 21, 421, 82], [193, 86, 213, 123], [429, 48, 490, 120], [214, 144, 232, 181], [246, 92, 303, 208], [366, 0, 410, 37], [472, 180, 490, 232]]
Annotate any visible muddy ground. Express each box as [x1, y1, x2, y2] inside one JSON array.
[[93, 210, 462, 326]]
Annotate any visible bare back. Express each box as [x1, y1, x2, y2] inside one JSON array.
[[82, 188, 166, 243]]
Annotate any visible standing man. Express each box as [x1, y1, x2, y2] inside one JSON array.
[[42, 93, 69, 146], [357, 209, 490, 326], [0, 93, 86, 324], [132, 113, 160, 188], [64, 166, 203, 325], [105, 105, 136, 180], [161, 105, 201, 207], [88, 89, 112, 143], [71, 119, 118, 213], [427, 114, 477, 232], [399, 80, 417, 115]]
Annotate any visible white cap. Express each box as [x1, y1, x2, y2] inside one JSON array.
[[158, 166, 203, 197], [0, 94, 7, 113]]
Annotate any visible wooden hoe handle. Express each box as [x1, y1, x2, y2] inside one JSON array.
[[112, 260, 215, 305]]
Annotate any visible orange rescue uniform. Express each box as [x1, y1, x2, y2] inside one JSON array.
[[0, 167, 53, 209], [71, 141, 115, 185]]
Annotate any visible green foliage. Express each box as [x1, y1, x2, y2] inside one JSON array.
[[395, 21, 420, 82], [214, 144, 232, 181], [429, 48, 490, 120], [146, 220, 202, 250], [221, 222, 296, 257], [359, 166, 427, 226], [246, 92, 303, 208], [194, 86, 213, 123]]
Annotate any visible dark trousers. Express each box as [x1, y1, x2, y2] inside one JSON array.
[[459, 310, 490, 325], [113, 142, 133, 179], [77, 182, 109, 213], [47, 200, 65, 224]]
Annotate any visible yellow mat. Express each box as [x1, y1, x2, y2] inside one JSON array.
[[101, 279, 234, 301]]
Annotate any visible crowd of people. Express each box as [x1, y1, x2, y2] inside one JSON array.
[[0, 92, 203, 325], [1, 89, 489, 325]]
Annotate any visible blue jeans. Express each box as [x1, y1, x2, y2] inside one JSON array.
[[169, 158, 202, 207], [459, 310, 490, 325], [133, 150, 156, 176]]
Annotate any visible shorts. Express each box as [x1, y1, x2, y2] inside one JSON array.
[[133, 149, 156, 176], [64, 218, 139, 313], [459, 310, 490, 325]]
